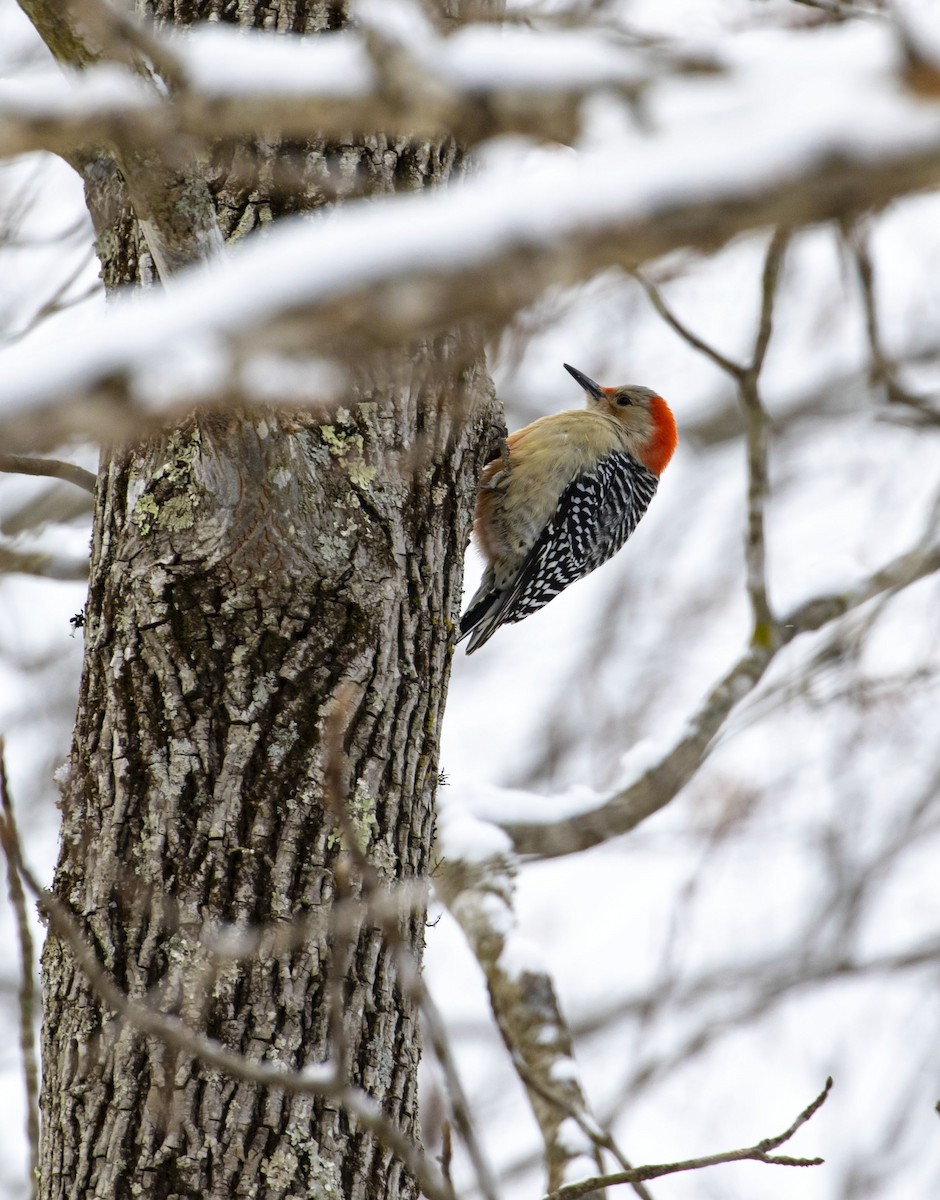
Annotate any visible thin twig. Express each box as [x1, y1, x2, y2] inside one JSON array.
[[422, 990, 503, 1200], [0, 741, 41, 1200], [440, 1119, 453, 1192], [511, 1052, 654, 1200], [0, 455, 96, 494], [2, 244, 100, 347], [634, 275, 742, 377], [637, 230, 789, 640], [542, 1078, 832, 1200], [750, 228, 789, 376], [843, 218, 938, 422], [740, 228, 789, 639], [502, 533, 940, 857], [435, 838, 607, 1194]]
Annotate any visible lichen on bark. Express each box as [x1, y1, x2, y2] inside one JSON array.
[[34, 3, 502, 1199]]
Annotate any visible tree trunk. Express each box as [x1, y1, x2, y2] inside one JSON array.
[[37, 3, 499, 1198]]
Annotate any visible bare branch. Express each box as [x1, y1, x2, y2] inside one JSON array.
[[542, 1078, 832, 1200], [740, 228, 789, 639], [421, 989, 502, 1200], [0, 544, 90, 581], [634, 274, 743, 377], [0, 742, 40, 1200], [502, 535, 940, 858], [639, 230, 788, 638], [749, 228, 789, 376], [843, 217, 939, 422], [3, 256, 101, 347], [322, 689, 499, 1200], [0, 454, 96, 494]]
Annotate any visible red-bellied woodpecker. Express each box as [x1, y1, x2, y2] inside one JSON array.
[[458, 362, 678, 654]]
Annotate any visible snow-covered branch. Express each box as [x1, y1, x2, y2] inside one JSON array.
[[17, 0, 223, 276], [0, 15, 708, 159], [434, 798, 613, 1193], [4, 13, 940, 449]]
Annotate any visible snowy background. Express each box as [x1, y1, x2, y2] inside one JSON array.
[[1, 1, 939, 1198]]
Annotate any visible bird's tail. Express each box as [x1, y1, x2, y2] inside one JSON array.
[[457, 577, 505, 654]]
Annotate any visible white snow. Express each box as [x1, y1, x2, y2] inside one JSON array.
[[3, 4, 940, 1200], [436, 787, 514, 863], [2, 19, 940, 420], [497, 930, 547, 980]]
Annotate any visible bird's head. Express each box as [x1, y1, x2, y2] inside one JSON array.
[[564, 362, 677, 476]]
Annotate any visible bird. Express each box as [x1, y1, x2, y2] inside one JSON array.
[[458, 362, 677, 654]]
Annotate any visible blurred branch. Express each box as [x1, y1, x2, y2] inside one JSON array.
[[502, 534, 940, 857], [7, 18, 940, 449], [0, 16, 710, 161], [2, 246, 101, 346], [640, 229, 789, 639], [16, 0, 222, 277], [421, 991, 503, 1200], [581, 935, 940, 1077], [0, 698, 452, 1200], [0, 543, 90, 581], [435, 810, 611, 1194], [843, 217, 940, 423], [791, 0, 881, 19], [0, 454, 96, 494], [0, 741, 40, 1200], [1, 483, 94, 538], [543, 1077, 831, 1200], [0, 54, 646, 159]]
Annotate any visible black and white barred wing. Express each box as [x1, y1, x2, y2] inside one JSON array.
[[579, 451, 658, 573], [465, 451, 657, 651]]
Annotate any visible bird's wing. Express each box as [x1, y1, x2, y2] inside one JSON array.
[[470, 451, 658, 648]]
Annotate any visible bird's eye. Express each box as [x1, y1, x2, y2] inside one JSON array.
[[616, 395, 632, 407]]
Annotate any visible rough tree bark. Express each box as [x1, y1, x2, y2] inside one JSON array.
[[35, 2, 500, 1198]]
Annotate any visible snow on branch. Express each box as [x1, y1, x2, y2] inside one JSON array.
[[0, 7, 708, 157], [434, 795, 611, 1193], [3, 14, 940, 450], [16, 0, 223, 277]]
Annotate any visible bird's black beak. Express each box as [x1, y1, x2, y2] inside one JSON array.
[[563, 363, 605, 401]]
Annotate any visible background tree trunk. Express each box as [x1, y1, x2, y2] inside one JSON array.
[[37, 3, 499, 1198]]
